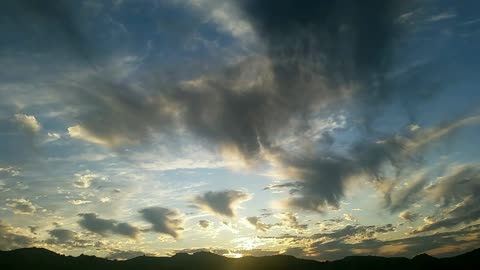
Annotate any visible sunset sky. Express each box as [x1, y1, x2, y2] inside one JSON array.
[[1, 0, 480, 261]]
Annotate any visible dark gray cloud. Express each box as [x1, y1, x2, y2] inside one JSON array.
[[46, 228, 97, 248], [312, 224, 396, 242], [78, 213, 139, 238], [246, 216, 272, 232], [412, 164, 480, 233], [308, 225, 480, 260], [0, 0, 95, 63], [139, 207, 183, 239], [3, 0, 478, 218], [388, 172, 430, 213], [193, 190, 250, 218], [48, 229, 76, 243], [6, 198, 37, 215], [260, 223, 480, 260], [270, 117, 480, 212], [239, 0, 401, 85], [12, 0, 472, 217], [274, 153, 356, 212], [198, 220, 210, 229], [413, 197, 480, 234], [28, 226, 38, 235], [0, 221, 34, 250], [426, 164, 480, 206], [265, 136, 407, 212]]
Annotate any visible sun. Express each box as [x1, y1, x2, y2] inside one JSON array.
[[223, 252, 243, 259]]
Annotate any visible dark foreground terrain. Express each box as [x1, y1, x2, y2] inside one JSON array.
[[0, 247, 478, 270]]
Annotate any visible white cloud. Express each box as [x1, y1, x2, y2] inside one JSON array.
[[68, 125, 111, 146], [427, 12, 456, 22], [343, 214, 356, 222], [69, 200, 92, 205], [100, 197, 111, 203], [14, 114, 41, 133], [183, 0, 254, 41], [408, 124, 420, 132], [0, 167, 20, 177], [73, 173, 100, 189], [47, 132, 61, 140]]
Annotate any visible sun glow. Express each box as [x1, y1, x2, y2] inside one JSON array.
[[223, 252, 243, 258]]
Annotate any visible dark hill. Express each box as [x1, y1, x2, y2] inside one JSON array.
[[0, 247, 478, 270]]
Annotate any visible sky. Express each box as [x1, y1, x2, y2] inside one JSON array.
[[0, 0, 480, 262]]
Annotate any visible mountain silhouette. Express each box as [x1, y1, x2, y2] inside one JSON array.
[[0, 247, 478, 270]]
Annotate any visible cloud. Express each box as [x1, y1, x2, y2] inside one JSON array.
[[259, 223, 480, 260], [426, 12, 456, 22], [311, 224, 396, 242], [388, 170, 430, 212], [411, 164, 480, 233], [11, 0, 473, 217], [45, 228, 94, 248], [72, 172, 101, 188], [47, 132, 61, 140], [14, 114, 41, 134], [173, 247, 280, 258], [20, 1, 410, 208], [48, 229, 76, 243], [426, 164, 480, 206], [270, 153, 356, 212], [0, 220, 34, 250], [1, 2, 477, 241], [0, 166, 20, 177], [278, 212, 308, 232], [69, 200, 92, 205], [139, 207, 184, 239], [78, 213, 139, 238], [306, 224, 480, 260], [413, 197, 480, 234], [68, 122, 140, 146], [107, 250, 146, 260], [28, 226, 38, 235], [182, 0, 254, 41], [6, 198, 37, 215], [0, 0, 98, 65], [193, 190, 251, 218], [198, 220, 210, 229], [68, 125, 114, 146], [267, 116, 480, 212], [100, 197, 111, 203], [73, 170, 106, 188], [246, 216, 271, 232], [343, 214, 356, 222], [399, 211, 420, 222]]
